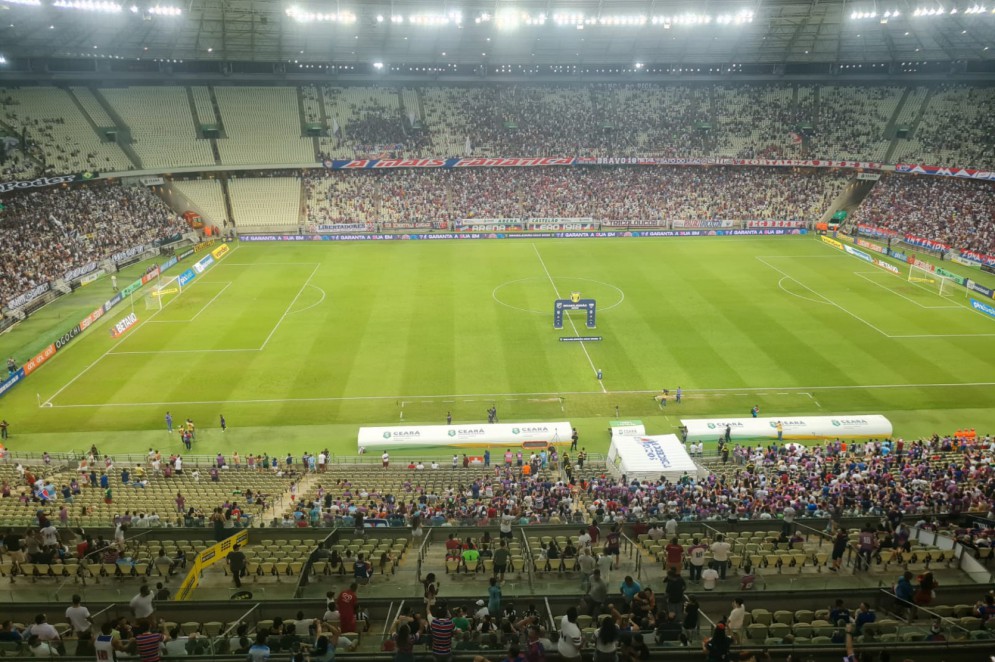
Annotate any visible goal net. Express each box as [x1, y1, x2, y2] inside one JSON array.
[[907, 264, 954, 297], [145, 276, 182, 310]]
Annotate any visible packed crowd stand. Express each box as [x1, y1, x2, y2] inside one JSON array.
[[3, 84, 993, 176], [0, 184, 186, 306], [302, 166, 849, 228], [849, 174, 995, 256], [1, 432, 995, 661]]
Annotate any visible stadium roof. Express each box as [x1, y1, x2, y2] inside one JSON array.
[[0, 0, 993, 69]]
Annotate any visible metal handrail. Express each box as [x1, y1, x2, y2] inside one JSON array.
[[621, 533, 643, 581], [379, 601, 396, 646], [875, 587, 973, 639], [519, 527, 535, 590], [215, 604, 259, 654]]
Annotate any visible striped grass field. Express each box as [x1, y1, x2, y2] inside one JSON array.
[[3, 234, 995, 457]]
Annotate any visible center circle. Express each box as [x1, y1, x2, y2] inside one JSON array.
[[492, 276, 625, 315]]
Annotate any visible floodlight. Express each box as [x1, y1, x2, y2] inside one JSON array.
[[53, 1, 123, 13]]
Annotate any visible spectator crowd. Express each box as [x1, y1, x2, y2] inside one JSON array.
[[303, 166, 850, 229], [0, 184, 186, 306], [850, 175, 995, 256]]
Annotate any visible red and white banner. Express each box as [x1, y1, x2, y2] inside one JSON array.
[[746, 220, 807, 228], [894, 163, 995, 181]]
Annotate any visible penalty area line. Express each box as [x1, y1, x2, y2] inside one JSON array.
[[259, 264, 321, 350], [42, 245, 242, 407]]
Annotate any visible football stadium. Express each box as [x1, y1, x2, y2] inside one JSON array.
[[0, 1, 994, 661]]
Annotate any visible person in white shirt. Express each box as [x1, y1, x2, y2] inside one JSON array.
[[728, 598, 746, 643], [577, 528, 592, 548], [164, 628, 195, 656], [129, 585, 155, 619], [64, 596, 92, 635], [27, 635, 58, 658], [596, 552, 614, 585], [701, 567, 719, 590], [473, 600, 489, 621], [710, 534, 732, 579], [381, 451, 389, 468], [26, 615, 59, 643], [40, 525, 59, 548], [556, 607, 583, 662], [174, 456, 183, 473], [664, 517, 678, 538]]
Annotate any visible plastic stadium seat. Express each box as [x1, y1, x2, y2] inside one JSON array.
[[751, 609, 772, 626], [746, 624, 768, 642], [795, 610, 815, 624]]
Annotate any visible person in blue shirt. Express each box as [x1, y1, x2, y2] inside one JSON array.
[[894, 571, 915, 618], [488, 577, 502, 617], [853, 602, 875, 636], [619, 576, 642, 606], [99, 473, 109, 489]]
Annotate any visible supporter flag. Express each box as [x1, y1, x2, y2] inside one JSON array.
[[331, 118, 341, 137], [465, 136, 473, 155], [789, 132, 803, 145]]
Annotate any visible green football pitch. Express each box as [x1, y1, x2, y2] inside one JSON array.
[[3, 234, 995, 458]]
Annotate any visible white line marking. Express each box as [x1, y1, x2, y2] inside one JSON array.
[[43, 245, 242, 405], [189, 281, 233, 320], [259, 264, 321, 350], [756, 256, 893, 337], [491, 276, 625, 315], [109, 348, 260, 355], [222, 262, 322, 266], [532, 243, 606, 393], [288, 284, 327, 316], [44, 381, 995, 409], [777, 276, 833, 305], [852, 272, 962, 309]]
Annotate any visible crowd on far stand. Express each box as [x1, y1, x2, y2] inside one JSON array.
[[850, 174, 995, 256], [302, 166, 851, 229], [0, 184, 186, 305]]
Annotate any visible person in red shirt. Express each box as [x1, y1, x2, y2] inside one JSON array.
[[665, 538, 685, 574], [587, 522, 600, 545], [445, 534, 462, 559], [336, 582, 359, 633]]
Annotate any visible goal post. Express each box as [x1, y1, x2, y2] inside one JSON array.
[[145, 275, 182, 310], [907, 264, 954, 297]]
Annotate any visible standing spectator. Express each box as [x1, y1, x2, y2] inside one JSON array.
[[710, 535, 731, 580], [64, 595, 92, 636], [664, 537, 684, 574], [663, 567, 686, 618], [428, 602, 458, 661], [135, 620, 167, 662], [227, 544, 247, 588], [687, 537, 707, 582], [336, 583, 359, 633], [556, 607, 583, 662], [856, 524, 877, 572], [129, 585, 155, 620], [702, 623, 731, 662], [487, 577, 502, 617], [728, 598, 746, 643], [593, 615, 619, 662], [619, 576, 641, 607]]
